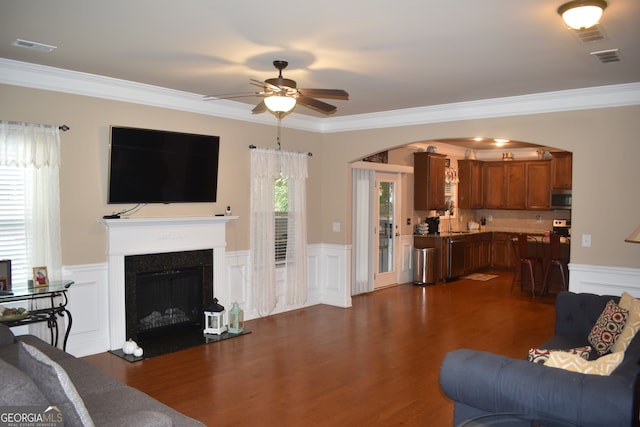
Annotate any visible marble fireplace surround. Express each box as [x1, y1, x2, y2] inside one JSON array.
[[102, 216, 236, 351]]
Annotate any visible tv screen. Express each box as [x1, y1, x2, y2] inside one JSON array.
[[108, 126, 220, 204]]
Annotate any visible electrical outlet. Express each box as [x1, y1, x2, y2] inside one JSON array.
[[536, 215, 542, 224], [332, 222, 341, 232], [407, 218, 411, 226], [487, 215, 493, 222], [582, 234, 591, 247]]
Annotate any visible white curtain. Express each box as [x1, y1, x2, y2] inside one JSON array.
[[250, 148, 308, 316], [0, 121, 62, 343], [351, 168, 375, 295]]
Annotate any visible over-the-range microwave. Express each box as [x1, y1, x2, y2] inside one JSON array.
[[550, 189, 572, 209]]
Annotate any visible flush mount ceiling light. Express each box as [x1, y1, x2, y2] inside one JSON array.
[[558, 0, 607, 30], [263, 94, 297, 114]]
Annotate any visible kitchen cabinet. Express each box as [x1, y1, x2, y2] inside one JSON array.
[[551, 152, 572, 189], [414, 152, 447, 211], [464, 232, 492, 274], [491, 232, 516, 269], [483, 160, 550, 210], [458, 160, 484, 209], [526, 161, 551, 210]]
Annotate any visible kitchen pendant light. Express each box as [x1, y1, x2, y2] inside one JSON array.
[[557, 0, 607, 30]]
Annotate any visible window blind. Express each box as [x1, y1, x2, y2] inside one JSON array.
[[0, 166, 29, 285]]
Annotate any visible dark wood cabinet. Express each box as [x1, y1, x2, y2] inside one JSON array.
[[458, 160, 484, 209], [414, 152, 447, 211], [463, 232, 492, 274], [491, 232, 516, 269], [551, 152, 572, 189], [483, 160, 550, 210]]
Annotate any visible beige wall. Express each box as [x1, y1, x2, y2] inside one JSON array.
[[2, 83, 639, 270], [318, 107, 640, 268], [0, 84, 322, 265]]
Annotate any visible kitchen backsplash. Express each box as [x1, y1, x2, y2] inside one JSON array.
[[458, 209, 571, 233]]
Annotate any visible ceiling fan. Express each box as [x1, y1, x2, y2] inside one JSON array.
[[205, 60, 349, 116]]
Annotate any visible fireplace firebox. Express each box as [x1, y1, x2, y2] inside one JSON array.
[[124, 250, 213, 343]]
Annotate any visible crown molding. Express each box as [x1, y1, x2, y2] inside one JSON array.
[[1, 59, 638, 134]]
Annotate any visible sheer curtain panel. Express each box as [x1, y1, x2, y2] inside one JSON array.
[[351, 168, 375, 295], [0, 121, 62, 343], [249, 148, 308, 316]]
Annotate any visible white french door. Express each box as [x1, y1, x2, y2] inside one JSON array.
[[374, 172, 400, 289]]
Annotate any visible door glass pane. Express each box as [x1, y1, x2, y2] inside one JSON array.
[[378, 181, 394, 274]]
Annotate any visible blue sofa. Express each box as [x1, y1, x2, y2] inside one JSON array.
[[439, 291, 640, 427]]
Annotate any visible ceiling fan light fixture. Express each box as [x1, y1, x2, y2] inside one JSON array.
[[558, 0, 607, 30], [264, 94, 296, 113]]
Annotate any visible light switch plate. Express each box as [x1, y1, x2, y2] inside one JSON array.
[[332, 222, 341, 232], [582, 234, 591, 247]]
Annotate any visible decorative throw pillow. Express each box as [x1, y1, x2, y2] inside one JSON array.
[[545, 351, 624, 376], [588, 300, 629, 355], [18, 342, 95, 427], [611, 292, 640, 353], [527, 346, 591, 364]]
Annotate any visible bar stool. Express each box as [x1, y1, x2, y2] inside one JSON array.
[[510, 234, 544, 297], [541, 234, 568, 295]]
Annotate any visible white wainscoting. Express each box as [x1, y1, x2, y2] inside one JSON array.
[[61, 243, 352, 357], [61, 263, 109, 357], [569, 263, 640, 298]]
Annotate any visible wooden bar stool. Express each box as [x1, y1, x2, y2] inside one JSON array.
[[541, 233, 568, 295], [510, 234, 544, 297]]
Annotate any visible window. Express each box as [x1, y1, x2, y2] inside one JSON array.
[[0, 166, 29, 284], [274, 176, 288, 264]]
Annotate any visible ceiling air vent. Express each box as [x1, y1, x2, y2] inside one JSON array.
[[574, 25, 605, 43], [11, 38, 57, 53], [590, 49, 621, 63]]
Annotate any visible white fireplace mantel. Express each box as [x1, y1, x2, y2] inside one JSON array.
[[102, 216, 237, 350]]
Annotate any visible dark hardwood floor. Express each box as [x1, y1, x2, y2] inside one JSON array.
[[83, 270, 557, 426]]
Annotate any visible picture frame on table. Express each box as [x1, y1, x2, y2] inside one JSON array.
[[0, 260, 11, 293], [32, 266, 49, 288]]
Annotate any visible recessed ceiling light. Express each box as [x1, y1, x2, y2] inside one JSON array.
[[11, 38, 57, 53], [494, 139, 510, 147], [472, 137, 484, 141]]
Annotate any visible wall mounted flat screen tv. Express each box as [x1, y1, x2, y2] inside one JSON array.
[[108, 126, 220, 204]]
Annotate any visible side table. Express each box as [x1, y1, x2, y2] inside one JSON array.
[[0, 280, 74, 350]]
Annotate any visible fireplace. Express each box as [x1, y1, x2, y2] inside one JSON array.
[[102, 216, 236, 351], [124, 249, 213, 342]]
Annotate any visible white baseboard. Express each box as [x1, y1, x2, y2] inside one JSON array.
[[569, 263, 640, 298]]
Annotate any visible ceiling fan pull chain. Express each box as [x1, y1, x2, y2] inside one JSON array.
[[276, 116, 282, 150]]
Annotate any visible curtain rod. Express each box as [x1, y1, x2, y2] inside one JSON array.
[[2, 121, 70, 131], [248, 144, 312, 156]]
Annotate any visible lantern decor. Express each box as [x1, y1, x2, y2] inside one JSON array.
[[204, 298, 227, 335], [228, 302, 244, 334]]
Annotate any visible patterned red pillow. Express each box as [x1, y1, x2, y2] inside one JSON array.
[[588, 300, 629, 356], [527, 346, 591, 364]]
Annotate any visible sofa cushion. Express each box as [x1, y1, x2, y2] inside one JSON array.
[[18, 342, 95, 427], [611, 292, 640, 353], [0, 357, 49, 405], [527, 345, 591, 364], [0, 323, 15, 346], [546, 350, 624, 376], [588, 300, 628, 356]]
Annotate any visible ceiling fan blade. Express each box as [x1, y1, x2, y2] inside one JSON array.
[[250, 78, 282, 93], [203, 92, 259, 101], [298, 88, 349, 100], [296, 95, 337, 114], [252, 101, 267, 114]]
